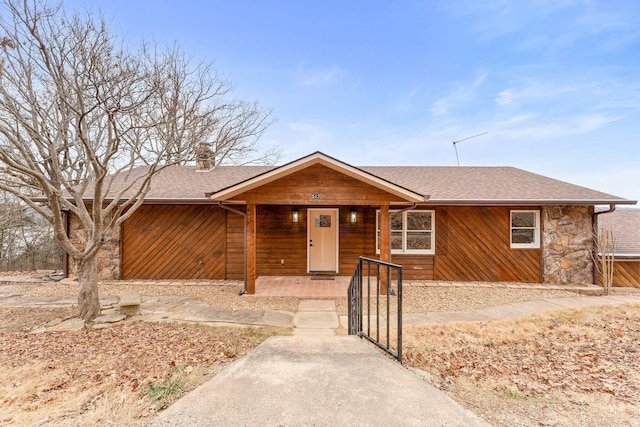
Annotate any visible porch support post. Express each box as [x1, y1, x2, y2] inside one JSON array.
[[246, 204, 257, 294], [379, 203, 390, 294]]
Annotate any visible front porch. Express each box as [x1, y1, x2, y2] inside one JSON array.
[[253, 276, 351, 297], [208, 152, 427, 294]]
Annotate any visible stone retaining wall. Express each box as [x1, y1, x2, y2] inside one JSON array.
[[542, 205, 594, 285]]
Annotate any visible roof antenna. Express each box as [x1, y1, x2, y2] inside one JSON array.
[[452, 132, 488, 166]]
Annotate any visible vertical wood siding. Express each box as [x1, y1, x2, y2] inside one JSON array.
[[434, 206, 542, 282], [121, 205, 226, 279]]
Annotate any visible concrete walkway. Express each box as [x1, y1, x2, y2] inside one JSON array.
[[340, 294, 640, 328], [152, 335, 490, 427], [152, 295, 640, 426], [293, 299, 339, 336], [2, 283, 639, 425]]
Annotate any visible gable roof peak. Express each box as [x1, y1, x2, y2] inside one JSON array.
[[207, 151, 427, 203]]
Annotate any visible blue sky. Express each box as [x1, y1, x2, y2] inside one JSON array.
[[67, 0, 639, 202]]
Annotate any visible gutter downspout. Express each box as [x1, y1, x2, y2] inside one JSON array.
[[592, 204, 616, 285], [218, 202, 248, 295]]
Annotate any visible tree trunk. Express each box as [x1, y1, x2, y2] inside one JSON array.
[[77, 256, 101, 321]]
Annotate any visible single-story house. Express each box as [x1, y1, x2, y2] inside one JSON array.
[[76, 151, 635, 293], [597, 208, 640, 287]]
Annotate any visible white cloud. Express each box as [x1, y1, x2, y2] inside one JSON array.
[[430, 72, 488, 116], [491, 113, 621, 140], [391, 84, 424, 112], [493, 79, 576, 107], [275, 121, 334, 160], [295, 64, 348, 87]]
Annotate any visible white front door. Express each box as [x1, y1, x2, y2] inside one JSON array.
[[307, 208, 339, 272]]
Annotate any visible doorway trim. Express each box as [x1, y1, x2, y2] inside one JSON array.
[[307, 208, 339, 273]]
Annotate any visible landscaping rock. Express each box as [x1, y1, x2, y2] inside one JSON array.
[[118, 292, 142, 315], [48, 318, 85, 331], [94, 313, 126, 324]]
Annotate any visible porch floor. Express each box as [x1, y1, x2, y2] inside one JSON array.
[[253, 276, 351, 298]]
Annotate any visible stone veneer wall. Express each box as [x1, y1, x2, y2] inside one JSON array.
[[542, 205, 594, 285], [68, 214, 121, 280]]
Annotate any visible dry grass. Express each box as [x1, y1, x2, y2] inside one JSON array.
[[404, 304, 640, 426], [4, 274, 639, 426], [0, 363, 148, 426], [0, 311, 289, 426]]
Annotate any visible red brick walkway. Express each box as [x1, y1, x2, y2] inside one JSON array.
[[252, 276, 351, 297]]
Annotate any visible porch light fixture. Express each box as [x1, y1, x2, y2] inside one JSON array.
[[350, 210, 357, 223], [292, 209, 300, 223]]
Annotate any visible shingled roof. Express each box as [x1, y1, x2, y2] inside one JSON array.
[[73, 153, 636, 206], [598, 209, 640, 257]]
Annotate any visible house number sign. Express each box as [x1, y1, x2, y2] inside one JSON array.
[[311, 193, 320, 199]]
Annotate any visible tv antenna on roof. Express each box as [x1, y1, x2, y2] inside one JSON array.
[[452, 131, 488, 166]]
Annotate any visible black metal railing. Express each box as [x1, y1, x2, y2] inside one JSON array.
[[348, 256, 403, 363]]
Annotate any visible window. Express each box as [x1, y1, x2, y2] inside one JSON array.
[[510, 210, 540, 248], [377, 210, 434, 254]]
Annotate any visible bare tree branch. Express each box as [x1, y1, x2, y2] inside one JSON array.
[[0, 0, 275, 321]]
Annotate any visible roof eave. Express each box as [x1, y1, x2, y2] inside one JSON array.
[[419, 199, 637, 206]]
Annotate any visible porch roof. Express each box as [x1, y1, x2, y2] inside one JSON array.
[[206, 151, 427, 203]]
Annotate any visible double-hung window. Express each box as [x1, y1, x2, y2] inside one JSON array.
[[376, 210, 435, 254], [510, 210, 540, 248]]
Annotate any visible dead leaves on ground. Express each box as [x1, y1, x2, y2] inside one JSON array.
[[0, 311, 283, 424], [405, 304, 640, 403]]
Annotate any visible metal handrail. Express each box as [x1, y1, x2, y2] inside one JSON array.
[[348, 256, 403, 363]]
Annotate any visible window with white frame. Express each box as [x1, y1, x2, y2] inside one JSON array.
[[376, 210, 435, 254], [510, 210, 540, 248]]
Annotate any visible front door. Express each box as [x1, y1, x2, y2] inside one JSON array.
[[307, 208, 339, 272]]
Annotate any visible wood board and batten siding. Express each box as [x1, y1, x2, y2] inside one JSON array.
[[121, 204, 227, 280]]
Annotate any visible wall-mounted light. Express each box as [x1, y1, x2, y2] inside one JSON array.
[[292, 209, 299, 223], [350, 210, 357, 223]]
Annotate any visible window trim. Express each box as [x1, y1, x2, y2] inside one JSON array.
[[510, 210, 540, 249], [376, 210, 435, 255]]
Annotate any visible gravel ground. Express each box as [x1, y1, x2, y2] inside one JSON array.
[[7, 277, 615, 317], [19, 280, 302, 312]]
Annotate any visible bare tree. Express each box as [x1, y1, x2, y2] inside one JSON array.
[[0, 0, 275, 321], [593, 228, 616, 295], [1, 188, 60, 271]]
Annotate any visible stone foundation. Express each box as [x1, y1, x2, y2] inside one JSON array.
[[542, 205, 594, 284]]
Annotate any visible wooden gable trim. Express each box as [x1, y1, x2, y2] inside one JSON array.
[[208, 151, 426, 203]]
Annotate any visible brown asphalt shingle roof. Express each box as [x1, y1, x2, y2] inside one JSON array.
[[598, 209, 640, 256], [361, 166, 629, 204], [128, 165, 274, 201], [117, 163, 632, 205]]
